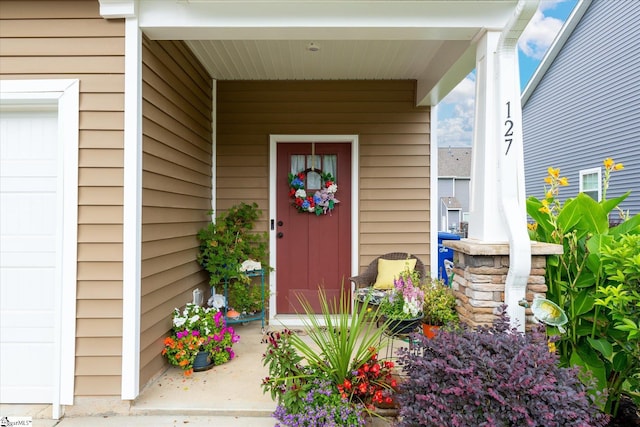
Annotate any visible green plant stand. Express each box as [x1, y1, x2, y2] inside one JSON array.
[[218, 269, 266, 330]]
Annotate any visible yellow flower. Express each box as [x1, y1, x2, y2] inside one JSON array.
[[545, 190, 553, 199], [614, 163, 624, 171], [527, 222, 538, 231], [539, 206, 550, 214], [547, 167, 560, 178], [544, 176, 553, 185], [548, 340, 556, 353], [603, 158, 614, 169], [558, 177, 569, 186]]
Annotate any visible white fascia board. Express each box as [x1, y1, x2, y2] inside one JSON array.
[[99, 0, 136, 18], [138, 0, 517, 40]]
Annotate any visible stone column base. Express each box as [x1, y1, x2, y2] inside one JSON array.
[[444, 239, 563, 329]]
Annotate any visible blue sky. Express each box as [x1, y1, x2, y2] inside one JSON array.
[[437, 0, 579, 147]]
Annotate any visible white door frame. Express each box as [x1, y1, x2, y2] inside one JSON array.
[[0, 79, 79, 419], [268, 135, 359, 323]]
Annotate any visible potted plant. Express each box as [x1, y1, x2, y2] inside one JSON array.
[[197, 202, 270, 312], [378, 266, 424, 335], [261, 286, 397, 425], [227, 278, 268, 315], [162, 303, 240, 376], [420, 278, 458, 338]]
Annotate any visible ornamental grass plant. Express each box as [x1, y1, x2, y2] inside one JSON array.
[[261, 286, 397, 426]]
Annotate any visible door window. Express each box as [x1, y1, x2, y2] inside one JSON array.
[[290, 154, 337, 190]]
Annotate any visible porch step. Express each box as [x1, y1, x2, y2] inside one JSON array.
[[130, 406, 274, 418]]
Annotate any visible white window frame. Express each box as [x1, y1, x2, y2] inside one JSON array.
[[579, 167, 601, 201]]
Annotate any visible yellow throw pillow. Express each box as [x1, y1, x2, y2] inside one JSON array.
[[372, 258, 417, 290]]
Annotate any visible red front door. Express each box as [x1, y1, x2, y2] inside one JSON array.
[[276, 142, 351, 314]]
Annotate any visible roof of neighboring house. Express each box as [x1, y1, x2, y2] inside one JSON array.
[[521, 0, 591, 105], [438, 147, 471, 177], [440, 196, 462, 209]]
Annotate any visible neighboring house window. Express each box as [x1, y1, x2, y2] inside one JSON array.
[[579, 167, 601, 201]]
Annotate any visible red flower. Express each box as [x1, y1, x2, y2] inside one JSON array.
[[297, 172, 305, 179], [325, 180, 333, 187], [288, 188, 295, 197]]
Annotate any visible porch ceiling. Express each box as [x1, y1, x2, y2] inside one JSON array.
[[118, 0, 521, 105]]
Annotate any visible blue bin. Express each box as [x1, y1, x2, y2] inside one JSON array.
[[437, 232, 461, 286]]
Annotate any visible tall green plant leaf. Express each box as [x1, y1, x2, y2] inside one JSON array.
[[587, 337, 613, 359], [601, 192, 629, 215], [610, 213, 640, 236], [558, 194, 608, 238], [526, 196, 555, 238], [290, 284, 387, 385], [585, 234, 614, 275], [573, 291, 595, 317]]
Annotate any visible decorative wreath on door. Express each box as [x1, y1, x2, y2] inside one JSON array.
[[288, 170, 339, 215]]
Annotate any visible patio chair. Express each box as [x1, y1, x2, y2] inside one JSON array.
[[349, 252, 427, 291]]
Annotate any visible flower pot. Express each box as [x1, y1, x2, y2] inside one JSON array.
[[193, 350, 214, 372], [226, 309, 241, 320], [422, 323, 440, 339], [384, 315, 422, 335]]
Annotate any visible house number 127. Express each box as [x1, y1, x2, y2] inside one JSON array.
[[504, 101, 514, 155]]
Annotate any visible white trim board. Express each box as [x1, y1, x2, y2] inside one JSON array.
[[268, 134, 359, 321], [121, 14, 143, 400], [0, 78, 79, 419]]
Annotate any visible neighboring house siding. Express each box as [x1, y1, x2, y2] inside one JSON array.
[[140, 38, 213, 387], [523, 0, 640, 217], [0, 0, 125, 396], [217, 80, 430, 271]]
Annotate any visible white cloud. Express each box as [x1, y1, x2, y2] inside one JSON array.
[[436, 0, 572, 147], [437, 75, 476, 147], [519, 2, 565, 60]]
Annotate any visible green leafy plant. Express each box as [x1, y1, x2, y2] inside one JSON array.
[[594, 233, 640, 409], [227, 279, 267, 314], [197, 202, 269, 287], [527, 158, 640, 415], [291, 286, 389, 386], [261, 285, 394, 421], [420, 277, 459, 326]]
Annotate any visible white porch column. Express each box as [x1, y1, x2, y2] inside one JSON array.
[[463, 1, 538, 330], [468, 30, 504, 242]]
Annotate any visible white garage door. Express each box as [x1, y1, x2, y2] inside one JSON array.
[[0, 109, 59, 403]]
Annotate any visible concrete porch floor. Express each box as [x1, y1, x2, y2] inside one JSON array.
[[132, 320, 275, 417], [4, 319, 402, 426]]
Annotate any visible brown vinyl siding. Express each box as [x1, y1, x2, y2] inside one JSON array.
[[0, 0, 125, 397], [140, 37, 213, 388], [217, 80, 431, 272]]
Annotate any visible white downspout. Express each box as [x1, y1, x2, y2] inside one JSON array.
[[495, 0, 538, 331]]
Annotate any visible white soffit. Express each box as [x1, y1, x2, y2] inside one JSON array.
[[107, 0, 520, 104]]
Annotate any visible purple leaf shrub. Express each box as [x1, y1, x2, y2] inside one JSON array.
[[395, 306, 609, 427]]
